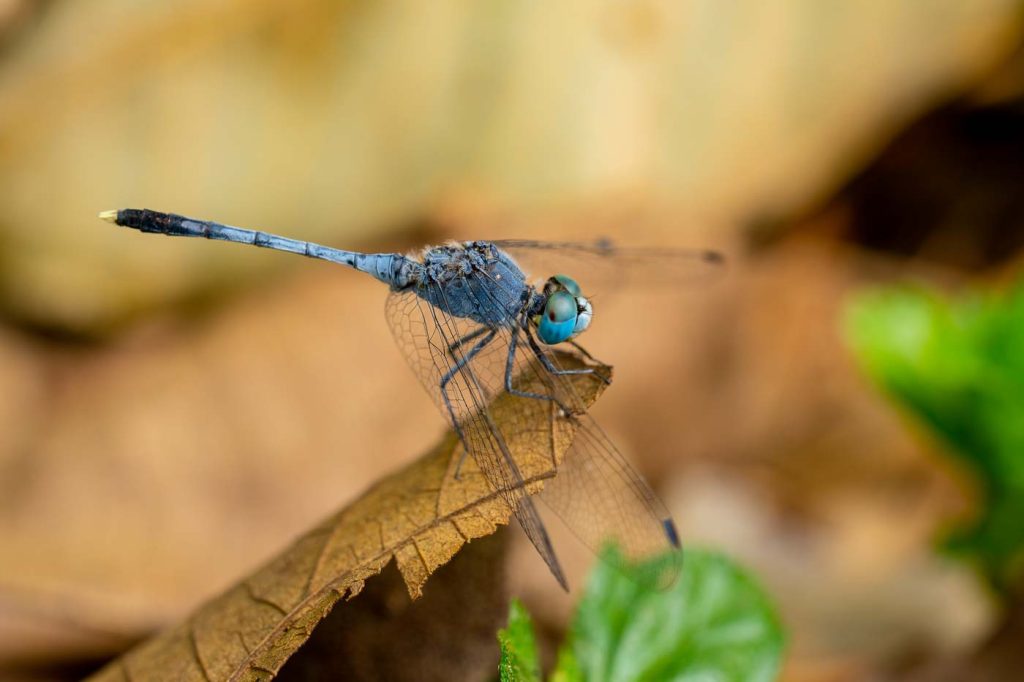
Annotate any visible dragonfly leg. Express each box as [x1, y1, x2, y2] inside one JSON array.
[[567, 339, 600, 364], [504, 326, 574, 415], [524, 324, 611, 385], [565, 339, 611, 384], [439, 328, 498, 480], [446, 326, 489, 358]]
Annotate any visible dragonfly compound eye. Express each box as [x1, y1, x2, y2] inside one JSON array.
[[538, 290, 578, 344], [552, 274, 581, 297]]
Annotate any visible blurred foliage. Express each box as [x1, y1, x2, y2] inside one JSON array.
[[846, 282, 1024, 593], [0, 0, 1018, 330], [498, 600, 541, 682], [499, 547, 784, 682]]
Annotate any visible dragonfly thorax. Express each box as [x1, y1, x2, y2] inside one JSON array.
[[411, 241, 529, 327]]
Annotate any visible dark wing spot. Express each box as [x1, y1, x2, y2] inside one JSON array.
[[662, 518, 681, 548]]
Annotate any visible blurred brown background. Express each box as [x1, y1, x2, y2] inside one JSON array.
[[1, 0, 1023, 679]]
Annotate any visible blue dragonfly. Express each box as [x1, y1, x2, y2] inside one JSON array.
[[100, 208, 722, 589]]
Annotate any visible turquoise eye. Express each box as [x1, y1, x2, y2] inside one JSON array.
[[538, 291, 578, 344], [553, 274, 581, 297]]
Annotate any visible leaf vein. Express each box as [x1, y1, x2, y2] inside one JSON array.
[[243, 580, 287, 616], [189, 626, 213, 682], [225, 470, 550, 681]]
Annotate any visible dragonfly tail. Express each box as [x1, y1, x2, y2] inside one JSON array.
[[100, 208, 416, 287]]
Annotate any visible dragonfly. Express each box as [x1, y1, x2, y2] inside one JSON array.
[[99, 208, 723, 589]]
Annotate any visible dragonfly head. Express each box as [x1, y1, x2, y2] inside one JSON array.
[[536, 275, 592, 344]]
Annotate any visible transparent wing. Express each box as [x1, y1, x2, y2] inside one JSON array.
[[518, 332, 683, 587], [492, 239, 724, 298], [385, 283, 570, 589], [386, 273, 681, 588], [538, 418, 682, 581]]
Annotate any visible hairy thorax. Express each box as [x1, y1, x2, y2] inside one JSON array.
[[410, 241, 531, 327]]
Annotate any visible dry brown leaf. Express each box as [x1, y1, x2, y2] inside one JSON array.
[[277, 531, 510, 682], [86, 351, 607, 682]]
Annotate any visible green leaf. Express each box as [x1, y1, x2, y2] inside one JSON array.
[[550, 645, 584, 682], [563, 547, 784, 682], [498, 598, 542, 682], [845, 283, 1024, 591]]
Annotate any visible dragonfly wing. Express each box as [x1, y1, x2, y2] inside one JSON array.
[[537, 417, 682, 587], [385, 284, 570, 588], [515, 333, 683, 587], [386, 276, 681, 588], [492, 239, 724, 299]]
